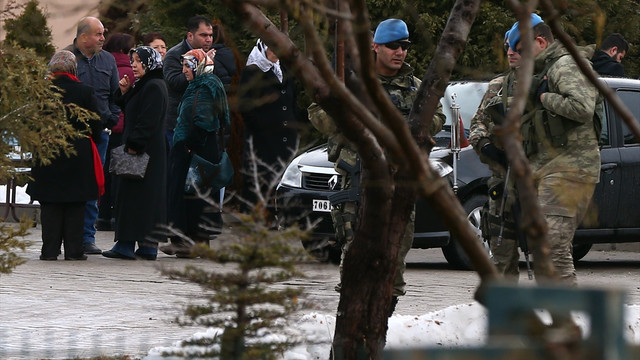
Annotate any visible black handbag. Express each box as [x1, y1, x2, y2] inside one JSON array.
[[184, 89, 234, 193], [109, 144, 150, 179]]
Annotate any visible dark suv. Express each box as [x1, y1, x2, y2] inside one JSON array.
[[275, 78, 640, 269]]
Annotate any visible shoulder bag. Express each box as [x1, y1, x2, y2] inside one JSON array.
[[184, 89, 234, 194]]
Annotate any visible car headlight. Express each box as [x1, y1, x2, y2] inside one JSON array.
[[429, 158, 453, 178], [279, 155, 303, 188]]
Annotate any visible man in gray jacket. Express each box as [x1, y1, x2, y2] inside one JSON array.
[[65, 16, 120, 255]]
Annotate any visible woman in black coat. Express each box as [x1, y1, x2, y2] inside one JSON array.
[[102, 46, 168, 260], [239, 39, 302, 209], [27, 50, 103, 261]]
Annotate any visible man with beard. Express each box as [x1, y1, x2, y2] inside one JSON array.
[[591, 33, 629, 77], [163, 15, 214, 150]]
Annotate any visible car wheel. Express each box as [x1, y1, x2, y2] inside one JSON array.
[[301, 237, 342, 265], [572, 243, 592, 262], [441, 194, 489, 270]]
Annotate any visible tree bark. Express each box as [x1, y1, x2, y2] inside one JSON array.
[[221, 1, 498, 358]]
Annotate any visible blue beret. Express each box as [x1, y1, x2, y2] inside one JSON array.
[[373, 19, 409, 44], [508, 13, 544, 51]]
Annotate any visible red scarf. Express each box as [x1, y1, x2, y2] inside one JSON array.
[[90, 138, 105, 197], [50, 72, 80, 82]]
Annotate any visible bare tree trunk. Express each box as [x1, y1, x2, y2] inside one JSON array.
[[221, 1, 497, 358], [408, 0, 500, 286]]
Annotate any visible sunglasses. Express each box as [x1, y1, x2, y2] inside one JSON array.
[[384, 41, 411, 51]]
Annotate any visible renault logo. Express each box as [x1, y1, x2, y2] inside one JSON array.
[[328, 175, 338, 190]]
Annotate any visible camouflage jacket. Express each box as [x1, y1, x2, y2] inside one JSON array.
[[468, 72, 515, 179], [378, 63, 445, 136], [528, 41, 600, 184], [309, 62, 445, 178]]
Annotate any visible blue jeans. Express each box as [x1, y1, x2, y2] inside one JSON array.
[[83, 130, 109, 244]]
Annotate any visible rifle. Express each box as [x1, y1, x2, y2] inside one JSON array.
[[328, 158, 361, 207], [450, 94, 461, 193], [490, 166, 533, 280], [512, 198, 533, 280], [496, 166, 511, 246]]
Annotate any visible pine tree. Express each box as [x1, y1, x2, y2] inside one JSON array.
[[1, 3, 97, 276], [161, 203, 314, 359], [4, 0, 55, 59]]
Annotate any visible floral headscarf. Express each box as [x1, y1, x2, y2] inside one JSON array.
[[129, 46, 163, 73], [246, 39, 282, 83], [181, 49, 216, 77], [48, 50, 77, 76]]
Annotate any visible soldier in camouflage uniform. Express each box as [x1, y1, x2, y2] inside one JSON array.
[[508, 17, 600, 285], [308, 19, 445, 310], [469, 29, 521, 280]]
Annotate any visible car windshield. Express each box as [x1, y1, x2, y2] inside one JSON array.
[[440, 81, 488, 129], [433, 81, 488, 148]]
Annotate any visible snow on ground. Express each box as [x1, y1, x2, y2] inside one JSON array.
[[145, 303, 640, 359], [0, 185, 34, 205]]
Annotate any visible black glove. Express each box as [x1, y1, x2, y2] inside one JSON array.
[[481, 143, 508, 169], [537, 79, 549, 100], [529, 77, 548, 105]]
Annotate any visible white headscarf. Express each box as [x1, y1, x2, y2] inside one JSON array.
[[245, 39, 283, 83]]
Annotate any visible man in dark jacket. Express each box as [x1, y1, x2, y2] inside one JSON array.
[[163, 15, 213, 150], [65, 16, 120, 255], [591, 33, 629, 77]]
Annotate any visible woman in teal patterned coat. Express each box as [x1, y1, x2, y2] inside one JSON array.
[[161, 48, 231, 257]]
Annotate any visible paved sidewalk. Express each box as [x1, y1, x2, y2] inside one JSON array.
[[0, 225, 231, 360], [1, 221, 637, 359]]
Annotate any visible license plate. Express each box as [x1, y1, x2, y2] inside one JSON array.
[[312, 199, 332, 212]]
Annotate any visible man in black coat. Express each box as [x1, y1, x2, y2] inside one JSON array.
[[591, 33, 629, 77], [163, 15, 213, 150]]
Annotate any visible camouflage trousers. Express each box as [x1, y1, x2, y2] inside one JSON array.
[[484, 176, 520, 281], [489, 199, 520, 282], [536, 176, 595, 286], [332, 202, 415, 297]]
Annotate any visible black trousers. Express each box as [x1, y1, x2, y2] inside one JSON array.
[[40, 202, 86, 259]]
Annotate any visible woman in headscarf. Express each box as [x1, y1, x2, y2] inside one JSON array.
[[27, 50, 103, 261], [102, 46, 168, 260], [160, 48, 231, 257], [238, 39, 302, 211]]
